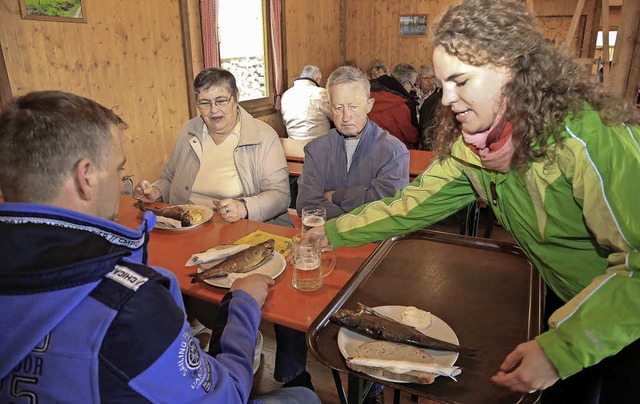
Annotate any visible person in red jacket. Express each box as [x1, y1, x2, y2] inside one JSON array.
[[368, 63, 420, 149]]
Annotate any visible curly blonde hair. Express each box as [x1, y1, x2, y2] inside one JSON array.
[[431, 0, 639, 169]]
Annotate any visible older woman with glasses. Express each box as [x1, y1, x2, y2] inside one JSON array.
[[133, 67, 293, 227]]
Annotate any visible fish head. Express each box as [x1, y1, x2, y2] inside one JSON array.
[[331, 309, 355, 326], [253, 239, 275, 261]]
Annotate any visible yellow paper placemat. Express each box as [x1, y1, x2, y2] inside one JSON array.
[[234, 230, 292, 257]]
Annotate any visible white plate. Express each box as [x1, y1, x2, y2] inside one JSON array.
[[154, 205, 213, 231], [198, 251, 286, 288], [337, 305, 459, 383]]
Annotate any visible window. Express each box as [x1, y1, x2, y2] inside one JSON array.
[[203, 0, 283, 116], [218, 0, 269, 101]]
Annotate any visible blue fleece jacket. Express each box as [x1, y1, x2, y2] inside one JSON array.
[[0, 203, 261, 403]]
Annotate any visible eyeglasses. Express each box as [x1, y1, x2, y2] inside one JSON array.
[[420, 76, 436, 81], [196, 96, 233, 110]]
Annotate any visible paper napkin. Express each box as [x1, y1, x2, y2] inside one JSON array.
[[234, 230, 292, 257], [185, 244, 251, 266], [346, 358, 462, 381]]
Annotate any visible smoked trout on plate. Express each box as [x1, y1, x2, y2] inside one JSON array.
[[331, 303, 475, 356], [189, 239, 275, 283], [133, 201, 203, 227]]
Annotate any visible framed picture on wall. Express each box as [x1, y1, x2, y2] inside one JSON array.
[[19, 0, 87, 23], [400, 15, 428, 37]]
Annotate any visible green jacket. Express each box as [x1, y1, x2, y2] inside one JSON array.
[[326, 105, 640, 379]]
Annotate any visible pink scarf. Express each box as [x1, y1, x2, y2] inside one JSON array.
[[462, 104, 515, 173]]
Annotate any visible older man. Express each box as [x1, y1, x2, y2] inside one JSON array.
[[281, 65, 332, 141], [0, 91, 318, 404], [297, 66, 410, 220]]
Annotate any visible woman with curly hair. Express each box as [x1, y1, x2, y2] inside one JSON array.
[[306, 0, 640, 402]]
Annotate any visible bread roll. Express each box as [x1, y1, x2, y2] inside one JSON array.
[[347, 341, 437, 384]]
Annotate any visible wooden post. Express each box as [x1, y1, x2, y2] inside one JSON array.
[[601, 0, 610, 85], [565, 0, 587, 54], [527, 0, 534, 13], [610, 0, 640, 100]]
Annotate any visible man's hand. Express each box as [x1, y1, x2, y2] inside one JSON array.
[[491, 340, 560, 393], [132, 180, 162, 202], [230, 274, 274, 307]]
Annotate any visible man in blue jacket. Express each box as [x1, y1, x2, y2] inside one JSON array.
[[0, 90, 318, 403], [297, 65, 410, 220]]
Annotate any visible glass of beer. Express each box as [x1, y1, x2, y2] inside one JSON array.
[[301, 206, 326, 234], [291, 233, 336, 291]]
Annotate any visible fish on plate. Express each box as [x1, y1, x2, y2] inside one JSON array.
[[189, 239, 275, 283], [133, 201, 203, 227], [331, 303, 475, 356]]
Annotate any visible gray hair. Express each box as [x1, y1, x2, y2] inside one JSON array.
[[391, 63, 418, 85], [300, 65, 322, 82], [327, 66, 371, 99], [0, 91, 126, 203], [418, 65, 435, 78], [194, 67, 239, 102]]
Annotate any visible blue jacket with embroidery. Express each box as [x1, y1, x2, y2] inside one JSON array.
[[0, 203, 261, 403]]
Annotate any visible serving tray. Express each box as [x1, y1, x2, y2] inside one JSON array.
[[307, 229, 543, 403]]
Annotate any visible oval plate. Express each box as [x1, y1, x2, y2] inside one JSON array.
[[154, 204, 213, 231], [198, 251, 286, 289], [337, 305, 459, 383]]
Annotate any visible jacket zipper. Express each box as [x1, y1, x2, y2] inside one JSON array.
[[490, 181, 498, 206]]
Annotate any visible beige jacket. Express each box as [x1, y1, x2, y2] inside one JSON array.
[[154, 107, 293, 227]]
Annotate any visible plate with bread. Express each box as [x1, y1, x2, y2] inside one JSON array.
[[336, 305, 461, 384]]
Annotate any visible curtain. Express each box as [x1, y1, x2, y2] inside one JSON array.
[[269, 0, 283, 110], [200, 0, 220, 68]]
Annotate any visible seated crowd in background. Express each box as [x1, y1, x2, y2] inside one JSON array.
[[368, 63, 421, 149]]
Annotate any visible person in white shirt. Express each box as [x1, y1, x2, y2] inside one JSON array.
[[281, 65, 332, 141]]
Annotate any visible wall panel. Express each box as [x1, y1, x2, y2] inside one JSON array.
[[0, 0, 190, 183], [284, 0, 341, 87]]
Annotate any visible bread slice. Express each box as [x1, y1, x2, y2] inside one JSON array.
[[347, 341, 437, 384]]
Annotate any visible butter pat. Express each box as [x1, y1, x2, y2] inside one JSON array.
[[400, 306, 432, 329]]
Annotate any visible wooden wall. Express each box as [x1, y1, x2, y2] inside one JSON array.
[[283, 0, 342, 88], [344, 0, 449, 72], [0, 0, 191, 183]]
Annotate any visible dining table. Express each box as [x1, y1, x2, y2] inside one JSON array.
[[116, 195, 377, 332]]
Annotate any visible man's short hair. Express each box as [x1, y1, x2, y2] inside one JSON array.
[[327, 66, 371, 99], [0, 91, 126, 203], [300, 65, 322, 82]]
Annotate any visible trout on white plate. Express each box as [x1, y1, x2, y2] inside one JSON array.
[[189, 239, 275, 283]]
